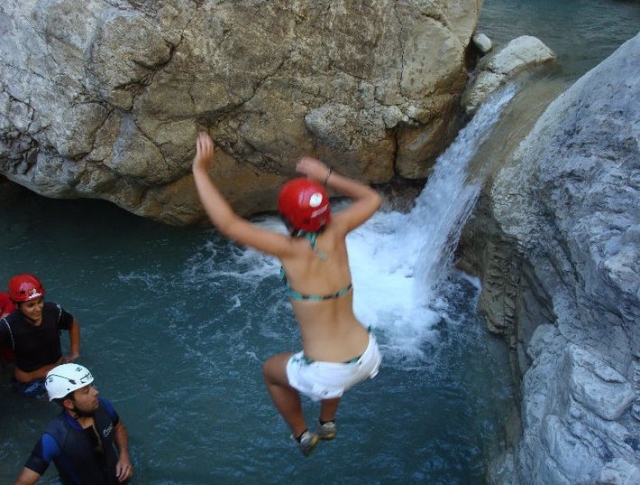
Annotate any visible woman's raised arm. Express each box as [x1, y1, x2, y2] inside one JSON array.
[[192, 133, 293, 257]]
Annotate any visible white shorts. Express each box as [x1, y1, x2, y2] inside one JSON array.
[[286, 333, 381, 401]]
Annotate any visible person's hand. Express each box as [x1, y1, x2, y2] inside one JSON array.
[[192, 132, 215, 172], [115, 457, 134, 483], [296, 156, 330, 184], [62, 353, 79, 363]]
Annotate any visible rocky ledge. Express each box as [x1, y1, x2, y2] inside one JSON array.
[[461, 33, 640, 485]]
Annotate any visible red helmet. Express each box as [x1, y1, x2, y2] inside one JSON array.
[[277, 178, 331, 233], [8, 274, 46, 303]]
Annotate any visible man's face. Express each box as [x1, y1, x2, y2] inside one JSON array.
[[69, 384, 100, 414]]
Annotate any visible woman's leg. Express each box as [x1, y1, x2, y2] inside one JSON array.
[[319, 398, 340, 422], [317, 398, 340, 440], [263, 353, 307, 437]]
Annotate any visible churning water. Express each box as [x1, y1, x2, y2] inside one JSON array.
[[2, 0, 638, 483]]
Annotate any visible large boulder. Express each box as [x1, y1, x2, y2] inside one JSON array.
[[0, 0, 482, 225], [462, 35, 556, 116], [462, 33, 640, 484]]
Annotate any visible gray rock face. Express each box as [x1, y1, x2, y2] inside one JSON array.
[[462, 35, 556, 116], [0, 0, 481, 224], [463, 33, 640, 484]]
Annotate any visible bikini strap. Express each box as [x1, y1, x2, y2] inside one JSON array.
[[303, 232, 328, 260]]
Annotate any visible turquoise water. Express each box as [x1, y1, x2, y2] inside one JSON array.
[[1, 0, 638, 483], [477, 0, 640, 81], [0, 189, 513, 484]]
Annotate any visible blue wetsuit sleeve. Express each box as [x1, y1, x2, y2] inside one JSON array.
[[24, 433, 60, 475]]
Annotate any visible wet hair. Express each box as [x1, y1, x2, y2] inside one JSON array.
[[281, 215, 326, 237]]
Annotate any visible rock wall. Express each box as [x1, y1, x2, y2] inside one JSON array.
[[461, 33, 640, 484], [0, 0, 482, 225]]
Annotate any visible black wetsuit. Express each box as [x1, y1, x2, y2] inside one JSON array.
[[24, 397, 127, 485], [0, 302, 74, 372]]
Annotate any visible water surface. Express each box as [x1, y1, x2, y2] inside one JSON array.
[[478, 0, 640, 81], [1, 0, 638, 483], [0, 188, 513, 484]]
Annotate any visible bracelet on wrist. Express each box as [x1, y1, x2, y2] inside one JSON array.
[[323, 168, 333, 186]]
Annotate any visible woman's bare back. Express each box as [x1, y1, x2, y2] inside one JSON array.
[[281, 230, 370, 362]]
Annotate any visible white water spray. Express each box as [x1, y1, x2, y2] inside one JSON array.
[[410, 85, 517, 303], [348, 86, 517, 357]]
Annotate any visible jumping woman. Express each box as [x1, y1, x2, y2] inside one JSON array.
[[192, 133, 382, 456]]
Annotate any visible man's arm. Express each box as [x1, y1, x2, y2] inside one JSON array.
[[14, 467, 41, 485], [16, 434, 57, 485], [113, 421, 133, 483]]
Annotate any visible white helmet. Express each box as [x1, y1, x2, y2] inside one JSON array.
[[45, 364, 94, 401]]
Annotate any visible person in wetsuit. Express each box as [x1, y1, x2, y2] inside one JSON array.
[[13, 363, 133, 485], [192, 132, 383, 456], [0, 274, 81, 397]]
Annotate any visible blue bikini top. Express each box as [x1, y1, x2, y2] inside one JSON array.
[[280, 232, 353, 301]]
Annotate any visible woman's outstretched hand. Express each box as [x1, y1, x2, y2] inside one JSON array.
[[193, 132, 215, 172]]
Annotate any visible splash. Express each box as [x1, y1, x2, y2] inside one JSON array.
[[348, 86, 517, 358]]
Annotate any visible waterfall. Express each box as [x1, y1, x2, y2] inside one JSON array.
[[349, 85, 517, 358], [410, 85, 517, 304]]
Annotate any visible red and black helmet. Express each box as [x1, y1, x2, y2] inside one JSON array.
[[277, 178, 331, 233], [8, 274, 46, 303]]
